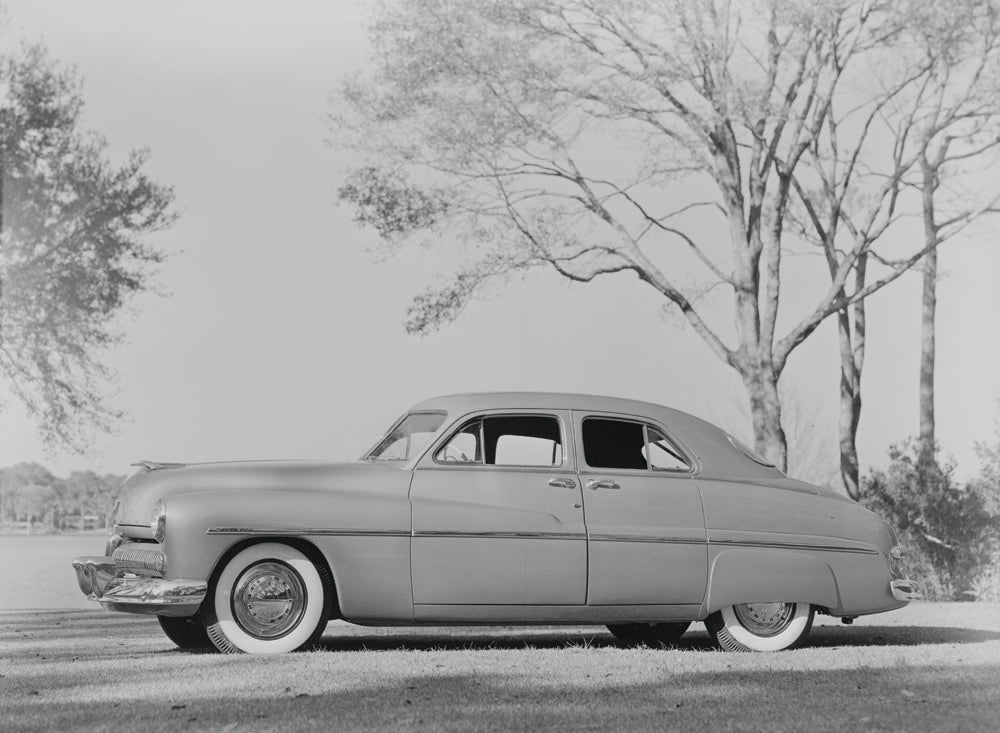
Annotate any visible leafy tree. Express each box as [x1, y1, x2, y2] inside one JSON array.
[[0, 462, 123, 531], [0, 42, 176, 451], [972, 421, 1000, 599], [2, 461, 55, 532], [63, 469, 103, 530], [974, 417, 1000, 512], [333, 0, 968, 471]]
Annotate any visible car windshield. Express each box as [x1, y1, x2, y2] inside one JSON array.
[[367, 411, 446, 461]]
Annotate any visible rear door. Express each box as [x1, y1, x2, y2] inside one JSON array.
[[574, 411, 708, 605], [410, 410, 587, 605]]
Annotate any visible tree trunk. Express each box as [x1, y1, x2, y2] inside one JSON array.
[[837, 311, 861, 499], [919, 156, 938, 467], [919, 248, 936, 464], [743, 368, 788, 472], [836, 255, 867, 501]]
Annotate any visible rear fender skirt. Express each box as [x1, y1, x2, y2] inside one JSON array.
[[704, 548, 840, 614]]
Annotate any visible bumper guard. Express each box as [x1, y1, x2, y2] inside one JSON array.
[[890, 578, 922, 602]]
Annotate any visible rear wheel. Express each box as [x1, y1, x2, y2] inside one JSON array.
[[607, 621, 691, 646], [158, 615, 211, 649], [706, 602, 814, 652], [205, 543, 332, 654]]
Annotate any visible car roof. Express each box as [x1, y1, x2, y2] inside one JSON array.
[[408, 392, 784, 480], [412, 391, 702, 425]]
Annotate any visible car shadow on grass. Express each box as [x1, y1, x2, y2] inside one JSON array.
[[5, 664, 1000, 733], [312, 623, 1000, 652]]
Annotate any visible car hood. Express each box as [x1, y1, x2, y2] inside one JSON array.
[[116, 459, 405, 529]]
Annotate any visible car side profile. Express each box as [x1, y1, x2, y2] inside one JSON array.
[[72, 392, 920, 653]]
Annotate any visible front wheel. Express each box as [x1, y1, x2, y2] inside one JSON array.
[[607, 621, 691, 646], [706, 602, 814, 652], [205, 543, 332, 654], [158, 615, 211, 649]]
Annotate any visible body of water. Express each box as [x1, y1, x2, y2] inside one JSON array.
[[0, 534, 107, 610]]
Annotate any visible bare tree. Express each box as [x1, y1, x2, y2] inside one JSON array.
[[790, 0, 1000, 496], [714, 380, 838, 486], [333, 0, 967, 470], [911, 1, 1000, 467]]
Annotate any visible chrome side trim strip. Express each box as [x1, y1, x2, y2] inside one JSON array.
[[708, 538, 879, 555], [413, 532, 876, 554], [590, 534, 706, 545], [204, 527, 877, 554], [206, 527, 409, 537], [414, 530, 584, 541]]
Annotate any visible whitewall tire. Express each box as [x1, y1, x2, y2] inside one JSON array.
[[206, 542, 331, 654], [706, 602, 814, 652]]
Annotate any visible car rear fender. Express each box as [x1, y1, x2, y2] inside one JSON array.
[[704, 548, 841, 615]]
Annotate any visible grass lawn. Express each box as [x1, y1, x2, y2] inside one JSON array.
[[2, 602, 998, 732]]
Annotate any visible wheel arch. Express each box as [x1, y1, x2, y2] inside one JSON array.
[[704, 548, 840, 615], [203, 536, 341, 621]]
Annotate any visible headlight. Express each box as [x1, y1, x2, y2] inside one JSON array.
[[150, 499, 166, 543]]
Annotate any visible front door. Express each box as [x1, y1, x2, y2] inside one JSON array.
[[574, 411, 708, 605], [410, 410, 587, 605]]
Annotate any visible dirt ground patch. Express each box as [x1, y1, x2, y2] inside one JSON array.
[[2, 602, 998, 732]]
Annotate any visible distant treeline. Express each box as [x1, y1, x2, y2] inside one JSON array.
[[0, 463, 125, 533]]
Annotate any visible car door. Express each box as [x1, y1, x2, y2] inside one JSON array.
[[410, 410, 587, 605], [574, 411, 708, 605]]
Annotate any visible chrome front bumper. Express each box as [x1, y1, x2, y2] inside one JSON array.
[[72, 555, 207, 617], [890, 578, 922, 602]]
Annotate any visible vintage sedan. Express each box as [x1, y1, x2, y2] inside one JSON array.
[[73, 392, 920, 654]]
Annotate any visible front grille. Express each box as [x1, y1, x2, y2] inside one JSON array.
[[113, 545, 165, 577]]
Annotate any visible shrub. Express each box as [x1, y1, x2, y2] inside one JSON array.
[[862, 440, 999, 600]]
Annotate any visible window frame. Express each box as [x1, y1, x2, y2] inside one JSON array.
[[363, 410, 448, 463], [432, 417, 486, 466], [578, 414, 695, 475], [430, 411, 569, 470]]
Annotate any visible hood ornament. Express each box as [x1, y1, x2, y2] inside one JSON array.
[[130, 460, 186, 472]]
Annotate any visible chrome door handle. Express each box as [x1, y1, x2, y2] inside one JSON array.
[[548, 477, 577, 489], [587, 479, 620, 490]]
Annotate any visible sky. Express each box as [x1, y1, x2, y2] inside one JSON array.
[[1, 0, 999, 484]]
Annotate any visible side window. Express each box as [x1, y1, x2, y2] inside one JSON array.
[[644, 426, 690, 471], [486, 416, 562, 466], [583, 418, 690, 471], [436, 415, 563, 467], [583, 418, 647, 470]]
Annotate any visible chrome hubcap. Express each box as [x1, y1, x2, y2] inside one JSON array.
[[733, 602, 795, 637], [232, 561, 306, 639]]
